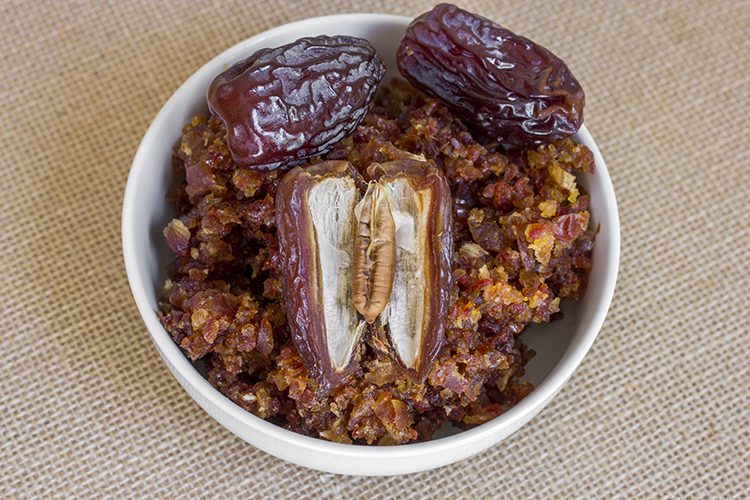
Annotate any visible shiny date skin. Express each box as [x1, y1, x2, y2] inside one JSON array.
[[209, 36, 385, 170], [398, 3, 585, 144]]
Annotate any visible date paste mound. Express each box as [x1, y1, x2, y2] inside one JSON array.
[[158, 4, 595, 445]]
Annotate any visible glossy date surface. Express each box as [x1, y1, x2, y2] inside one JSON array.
[[398, 3, 585, 144], [209, 36, 385, 169]]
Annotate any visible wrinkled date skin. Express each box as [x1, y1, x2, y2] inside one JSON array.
[[209, 36, 385, 169], [397, 3, 585, 144]]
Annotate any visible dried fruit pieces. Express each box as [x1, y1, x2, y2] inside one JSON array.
[[275, 161, 366, 388], [208, 36, 385, 170], [162, 80, 596, 444], [397, 3, 585, 144], [181, 9, 593, 439], [276, 160, 452, 387], [368, 160, 453, 377]]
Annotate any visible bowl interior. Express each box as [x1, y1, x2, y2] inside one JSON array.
[[123, 13, 619, 460]]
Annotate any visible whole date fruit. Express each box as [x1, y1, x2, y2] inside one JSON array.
[[397, 3, 585, 144], [208, 36, 385, 169]]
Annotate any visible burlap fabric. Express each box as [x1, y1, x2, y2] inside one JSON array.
[[2, 0, 748, 497]]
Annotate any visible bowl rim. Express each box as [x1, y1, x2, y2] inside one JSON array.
[[122, 12, 620, 461]]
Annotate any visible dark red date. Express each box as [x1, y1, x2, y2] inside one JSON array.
[[397, 3, 585, 144], [208, 36, 385, 169]]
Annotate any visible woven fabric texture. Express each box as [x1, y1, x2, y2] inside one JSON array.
[[1, 0, 748, 497]]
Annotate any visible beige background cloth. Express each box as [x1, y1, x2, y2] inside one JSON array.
[[1, 0, 748, 497]]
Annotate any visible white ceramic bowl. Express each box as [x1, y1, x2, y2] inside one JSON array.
[[122, 13, 620, 476]]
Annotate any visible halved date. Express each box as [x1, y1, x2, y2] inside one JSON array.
[[367, 160, 453, 378], [275, 161, 366, 388], [277, 159, 453, 387], [209, 35, 385, 169]]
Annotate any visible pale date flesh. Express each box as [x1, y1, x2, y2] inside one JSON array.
[[275, 160, 452, 389]]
